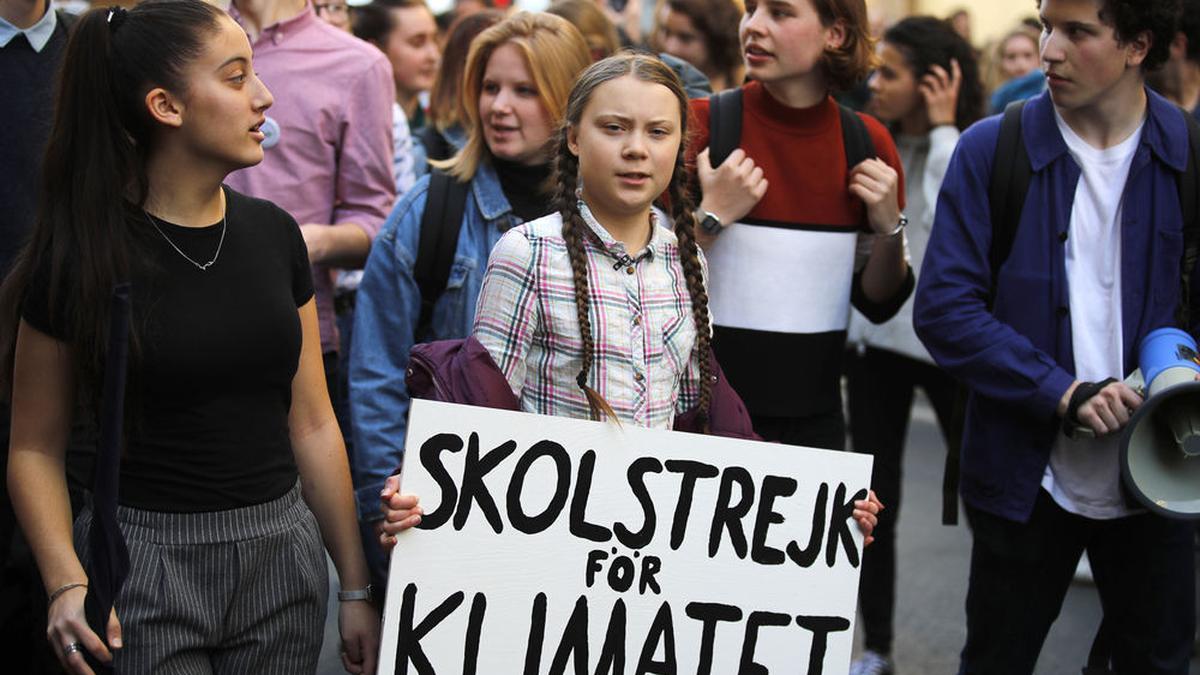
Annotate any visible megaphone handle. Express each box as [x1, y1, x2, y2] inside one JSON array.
[[1067, 424, 1097, 439]]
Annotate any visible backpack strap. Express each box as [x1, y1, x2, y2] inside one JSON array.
[[837, 104, 877, 170], [987, 100, 1033, 308], [944, 101, 1031, 527], [1176, 108, 1200, 330], [707, 88, 743, 168], [414, 170, 469, 338], [416, 125, 455, 164]]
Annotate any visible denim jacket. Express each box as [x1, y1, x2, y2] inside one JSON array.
[[348, 160, 517, 520], [913, 89, 1199, 522]]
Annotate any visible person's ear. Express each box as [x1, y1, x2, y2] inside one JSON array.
[[567, 124, 580, 157], [824, 18, 847, 51], [1125, 30, 1152, 69], [145, 87, 184, 129]]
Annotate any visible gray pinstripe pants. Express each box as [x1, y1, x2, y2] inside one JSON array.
[[73, 482, 328, 674]]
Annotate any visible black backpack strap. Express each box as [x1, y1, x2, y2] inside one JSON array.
[[416, 125, 455, 164], [707, 88, 743, 168], [838, 104, 877, 170], [943, 101, 1031, 527], [414, 170, 469, 338], [1175, 108, 1200, 330], [987, 100, 1032, 307], [56, 8, 79, 31]]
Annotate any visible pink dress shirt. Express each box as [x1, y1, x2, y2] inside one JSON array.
[[226, 4, 395, 352]]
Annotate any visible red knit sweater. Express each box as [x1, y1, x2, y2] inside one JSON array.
[[687, 82, 908, 418]]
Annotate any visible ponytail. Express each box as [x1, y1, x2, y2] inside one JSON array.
[[0, 0, 223, 410]]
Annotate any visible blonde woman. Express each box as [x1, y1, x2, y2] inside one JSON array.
[[347, 11, 592, 587]]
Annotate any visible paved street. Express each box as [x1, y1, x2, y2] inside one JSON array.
[[317, 393, 1199, 674]]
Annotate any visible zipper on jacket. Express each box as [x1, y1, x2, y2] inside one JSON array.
[[407, 350, 450, 402]]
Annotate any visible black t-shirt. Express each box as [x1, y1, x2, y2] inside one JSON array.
[[22, 187, 314, 512]]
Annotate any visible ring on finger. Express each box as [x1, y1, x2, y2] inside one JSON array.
[[63, 641, 82, 657]]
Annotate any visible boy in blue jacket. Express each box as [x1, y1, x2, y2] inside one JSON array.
[[915, 0, 1195, 672]]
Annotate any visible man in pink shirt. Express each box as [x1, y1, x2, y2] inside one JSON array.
[[226, 0, 394, 367]]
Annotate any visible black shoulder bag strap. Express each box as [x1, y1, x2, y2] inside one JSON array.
[[1176, 108, 1200, 330], [987, 100, 1033, 307], [417, 125, 455, 164], [837, 104, 877, 169], [414, 170, 469, 338], [942, 100, 1033, 527], [707, 88, 743, 168]]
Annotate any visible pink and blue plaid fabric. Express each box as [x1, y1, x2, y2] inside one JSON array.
[[473, 203, 706, 429]]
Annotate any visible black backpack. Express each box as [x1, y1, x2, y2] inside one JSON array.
[[413, 170, 469, 339], [707, 88, 876, 177]]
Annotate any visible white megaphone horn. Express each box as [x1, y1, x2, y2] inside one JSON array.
[[1120, 327, 1200, 519]]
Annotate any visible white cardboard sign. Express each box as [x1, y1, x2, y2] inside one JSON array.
[[379, 400, 873, 675]]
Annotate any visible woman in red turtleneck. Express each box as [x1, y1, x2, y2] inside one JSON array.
[[687, 0, 912, 452]]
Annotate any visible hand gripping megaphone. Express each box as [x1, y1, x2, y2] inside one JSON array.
[[1120, 327, 1200, 519]]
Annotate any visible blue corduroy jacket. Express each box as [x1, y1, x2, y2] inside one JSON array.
[[914, 89, 1200, 522]]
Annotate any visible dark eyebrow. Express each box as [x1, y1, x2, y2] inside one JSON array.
[[595, 113, 635, 124], [1039, 14, 1100, 33], [217, 56, 248, 71]]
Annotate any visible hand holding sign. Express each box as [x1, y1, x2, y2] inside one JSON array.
[[378, 474, 423, 548], [855, 491, 883, 547]]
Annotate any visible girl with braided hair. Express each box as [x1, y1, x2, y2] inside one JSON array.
[[378, 52, 881, 549]]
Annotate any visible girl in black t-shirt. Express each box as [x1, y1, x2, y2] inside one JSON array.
[[2, 2, 378, 674]]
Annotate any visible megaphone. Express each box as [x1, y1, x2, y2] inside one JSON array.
[[1120, 327, 1200, 519]]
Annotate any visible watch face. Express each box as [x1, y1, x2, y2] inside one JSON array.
[[700, 214, 722, 235]]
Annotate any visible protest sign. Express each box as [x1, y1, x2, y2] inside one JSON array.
[[379, 400, 873, 675]]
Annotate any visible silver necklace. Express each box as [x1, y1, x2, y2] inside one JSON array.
[[144, 210, 227, 271]]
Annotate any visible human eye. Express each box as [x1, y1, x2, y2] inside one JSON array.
[[517, 85, 539, 97], [482, 80, 499, 95], [744, 0, 757, 15]]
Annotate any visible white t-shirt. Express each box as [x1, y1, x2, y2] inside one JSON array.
[[1041, 110, 1144, 520]]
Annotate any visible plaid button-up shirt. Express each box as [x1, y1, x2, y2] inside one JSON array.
[[473, 203, 706, 429]]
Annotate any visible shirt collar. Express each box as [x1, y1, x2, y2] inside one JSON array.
[[229, 0, 316, 47], [0, 3, 58, 52], [1024, 87, 1188, 173], [578, 199, 666, 263]]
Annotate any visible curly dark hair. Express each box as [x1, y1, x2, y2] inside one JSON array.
[[1038, 0, 1181, 71], [883, 16, 985, 131]]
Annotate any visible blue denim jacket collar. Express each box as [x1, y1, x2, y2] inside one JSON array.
[[472, 159, 516, 225], [1023, 88, 1188, 173]]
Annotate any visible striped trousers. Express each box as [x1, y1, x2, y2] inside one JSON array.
[[74, 482, 328, 674]]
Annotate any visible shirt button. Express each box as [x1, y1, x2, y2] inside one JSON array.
[[1057, 306, 1069, 317], [632, 316, 641, 327], [634, 372, 644, 382], [625, 266, 635, 275], [1058, 231, 1068, 243]]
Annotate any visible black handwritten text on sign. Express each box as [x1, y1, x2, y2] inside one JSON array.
[[379, 401, 873, 675]]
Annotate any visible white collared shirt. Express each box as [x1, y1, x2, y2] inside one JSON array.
[[0, 3, 58, 53]]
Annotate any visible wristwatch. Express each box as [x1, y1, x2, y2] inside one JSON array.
[[697, 210, 723, 236], [884, 214, 908, 237], [338, 584, 374, 602]]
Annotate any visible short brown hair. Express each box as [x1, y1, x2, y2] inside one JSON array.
[[812, 0, 877, 91]]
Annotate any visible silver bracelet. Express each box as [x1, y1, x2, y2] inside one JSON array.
[[337, 584, 374, 602], [48, 582, 88, 606], [883, 214, 909, 237]]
